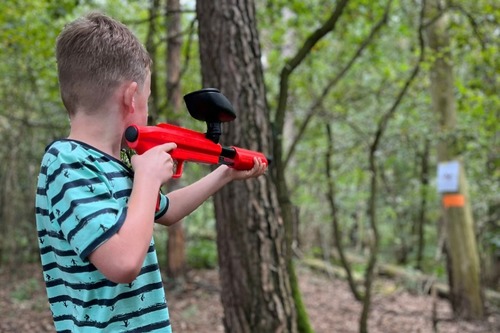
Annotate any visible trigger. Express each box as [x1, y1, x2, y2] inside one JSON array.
[[172, 160, 184, 178]]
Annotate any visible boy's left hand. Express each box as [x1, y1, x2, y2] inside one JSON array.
[[227, 157, 268, 181]]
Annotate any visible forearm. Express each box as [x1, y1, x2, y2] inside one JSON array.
[[156, 158, 267, 226], [157, 165, 233, 226]]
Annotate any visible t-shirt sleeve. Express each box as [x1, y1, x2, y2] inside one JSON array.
[[155, 192, 169, 220], [46, 153, 126, 261]]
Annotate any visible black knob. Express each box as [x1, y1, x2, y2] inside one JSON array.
[[125, 126, 138, 142]]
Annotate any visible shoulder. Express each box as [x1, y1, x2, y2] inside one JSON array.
[[43, 140, 86, 167], [41, 140, 101, 185], [39, 140, 82, 177]]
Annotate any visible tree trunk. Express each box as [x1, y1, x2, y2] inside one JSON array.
[[164, 0, 187, 283], [424, 0, 484, 320], [166, 0, 183, 116], [196, 1, 296, 332], [415, 138, 430, 270]]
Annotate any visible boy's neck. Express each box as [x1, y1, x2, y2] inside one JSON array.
[[68, 112, 124, 159]]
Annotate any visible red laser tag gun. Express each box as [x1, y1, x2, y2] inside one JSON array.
[[125, 88, 269, 179]]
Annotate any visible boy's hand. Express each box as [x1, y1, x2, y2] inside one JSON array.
[[226, 157, 268, 181], [130, 143, 177, 186]]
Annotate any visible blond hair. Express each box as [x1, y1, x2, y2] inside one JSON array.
[[56, 12, 151, 115]]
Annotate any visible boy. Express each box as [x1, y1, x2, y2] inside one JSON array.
[[35, 12, 266, 332]]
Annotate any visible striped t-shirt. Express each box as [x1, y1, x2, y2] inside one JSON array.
[[35, 140, 171, 333]]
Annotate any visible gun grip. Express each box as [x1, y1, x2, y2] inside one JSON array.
[[173, 160, 184, 178]]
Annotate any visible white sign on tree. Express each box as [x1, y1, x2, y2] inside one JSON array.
[[437, 160, 460, 193]]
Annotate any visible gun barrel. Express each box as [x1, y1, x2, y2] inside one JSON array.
[[229, 147, 268, 170]]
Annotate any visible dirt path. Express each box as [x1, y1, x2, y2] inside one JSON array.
[[0, 264, 498, 332]]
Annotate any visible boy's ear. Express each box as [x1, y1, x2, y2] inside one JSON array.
[[123, 81, 138, 112]]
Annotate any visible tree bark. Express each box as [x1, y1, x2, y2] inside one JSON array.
[[145, 0, 160, 123], [196, 1, 296, 332], [424, 0, 484, 320], [166, 0, 183, 116]]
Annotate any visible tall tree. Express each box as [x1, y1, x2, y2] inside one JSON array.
[[196, 1, 297, 332], [424, 0, 484, 320], [164, 0, 187, 284], [143, 0, 187, 283]]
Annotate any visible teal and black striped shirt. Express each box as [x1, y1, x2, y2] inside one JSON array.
[[35, 140, 171, 332]]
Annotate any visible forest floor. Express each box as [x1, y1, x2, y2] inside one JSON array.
[[0, 263, 498, 333]]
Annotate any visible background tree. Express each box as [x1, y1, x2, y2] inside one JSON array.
[[424, 0, 484, 319], [164, 0, 187, 285]]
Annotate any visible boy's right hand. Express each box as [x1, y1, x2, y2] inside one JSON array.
[[130, 143, 177, 186]]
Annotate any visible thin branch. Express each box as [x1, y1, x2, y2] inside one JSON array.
[[153, 22, 196, 49], [180, 16, 198, 79], [448, 2, 486, 49], [283, 0, 393, 169], [371, 4, 426, 152], [359, 1, 427, 330], [156, 15, 197, 114], [124, 8, 195, 26], [324, 123, 364, 301], [274, 0, 350, 159]]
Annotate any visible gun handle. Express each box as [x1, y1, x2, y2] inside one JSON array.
[[173, 160, 185, 178]]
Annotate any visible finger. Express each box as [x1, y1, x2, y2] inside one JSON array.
[[158, 142, 177, 152], [254, 157, 261, 168], [259, 159, 268, 174], [248, 158, 263, 176]]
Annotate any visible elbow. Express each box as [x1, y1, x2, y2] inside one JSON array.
[[87, 233, 150, 284], [92, 254, 144, 284], [109, 264, 142, 284], [159, 209, 184, 226]]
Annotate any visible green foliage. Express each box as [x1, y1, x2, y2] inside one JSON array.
[[183, 199, 218, 269], [257, 0, 499, 282], [186, 239, 218, 269]]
